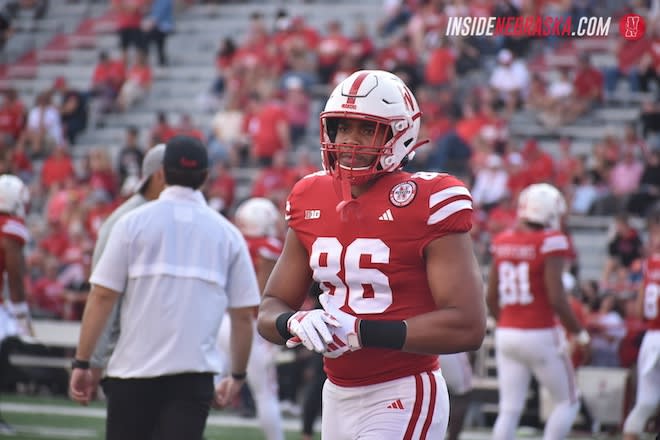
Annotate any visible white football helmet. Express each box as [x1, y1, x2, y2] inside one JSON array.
[[320, 70, 425, 184], [234, 197, 281, 238], [517, 183, 566, 229], [0, 174, 29, 218]]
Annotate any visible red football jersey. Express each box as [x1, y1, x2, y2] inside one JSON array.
[[642, 254, 660, 330], [286, 170, 473, 387], [244, 236, 283, 270], [0, 214, 29, 305], [491, 228, 571, 329]]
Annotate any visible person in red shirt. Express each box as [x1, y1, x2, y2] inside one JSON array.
[[150, 111, 176, 146], [205, 160, 235, 216], [248, 93, 290, 166], [521, 139, 555, 184], [487, 183, 589, 440], [174, 113, 205, 142], [40, 144, 75, 190], [562, 53, 604, 124], [250, 150, 295, 209], [554, 137, 581, 192], [90, 51, 126, 113], [425, 38, 456, 87], [0, 89, 24, 143], [317, 20, 351, 84], [117, 52, 152, 111], [111, 0, 148, 63]]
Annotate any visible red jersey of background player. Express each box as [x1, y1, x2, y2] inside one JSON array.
[[491, 228, 571, 329], [642, 253, 660, 330], [286, 170, 472, 387], [0, 214, 29, 304], [244, 235, 283, 272]]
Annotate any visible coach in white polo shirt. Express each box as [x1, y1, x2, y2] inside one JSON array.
[[70, 135, 260, 440]]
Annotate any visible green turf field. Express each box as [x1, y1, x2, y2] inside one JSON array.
[[0, 394, 320, 440]]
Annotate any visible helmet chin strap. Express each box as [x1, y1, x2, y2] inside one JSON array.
[[334, 166, 361, 222]]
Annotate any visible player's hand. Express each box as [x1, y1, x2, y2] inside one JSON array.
[[213, 376, 244, 408], [318, 302, 362, 358], [69, 368, 94, 406], [286, 310, 340, 353]]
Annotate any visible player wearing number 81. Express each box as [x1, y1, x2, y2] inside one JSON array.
[[257, 70, 487, 440], [486, 183, 590, 440], [623, 220, 660, 440]]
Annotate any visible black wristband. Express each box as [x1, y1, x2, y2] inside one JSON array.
[[275, 312, 295, 340], [71, 359, 90, 370], [231, 372, 247, 381], [359, 320, 407, 350]]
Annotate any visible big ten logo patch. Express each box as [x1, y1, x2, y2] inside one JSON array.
[[305, 210, 321, 219]]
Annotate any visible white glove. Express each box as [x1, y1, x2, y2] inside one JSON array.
[[286, 310, 339, 353], [7, 301, 34, 337], [319, 295, 362, 358]]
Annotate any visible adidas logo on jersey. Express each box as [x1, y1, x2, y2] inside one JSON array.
[[387, 399, 404, 409], [378, 209, 394, 221]]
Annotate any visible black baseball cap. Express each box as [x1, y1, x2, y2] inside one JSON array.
[[163, 135, 208, 172]]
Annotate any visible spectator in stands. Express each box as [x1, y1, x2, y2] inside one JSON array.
[[150, 111, 176, 146], [424, 37, 456, 88], [143, 0, 174, 67], [86, 148, 118, 202], [587, 293, 626, 367], [471, 153, 509, 210], [0, 89, 24, 145], [282, 76, 310, 148], [348, 20, 374, 65], [554, 138, 581, 193], [117, 52, 153, 112], [51, 77, 88, 145], [602, 213, 644, 290], [0, 3, 12, 52], [537, 66, 574, 128], [40, 144, 75, 190], [174, 113, 204, 142], [247, 88, 290, 167], [316, 20, 350, 85], [489, 49, 529, 115], [116, 126, 144, 188], [30, 254, 66, 319], [521, 139, 554, 184], [90, 51, 126, 114], [250, 150, 295, 209], [205, 159, 235, 216], [638, 22, 660, 93], [563, 53, 604, 125], [112, 0, 148, 64], [628, 142, 660, 216], [16, 92, 63, 158], [609, 146, 644, 201]]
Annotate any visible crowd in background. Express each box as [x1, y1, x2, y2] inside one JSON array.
[[0, 0, 660, 425]]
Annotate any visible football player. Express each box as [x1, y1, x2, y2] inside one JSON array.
[[0, 174, 32, 339], [257, 69, 486, 440], [0, 174, 31, 435], [217, 197, 284, 440], [487, 183, 590, 440], [623, 220, 660, 439]]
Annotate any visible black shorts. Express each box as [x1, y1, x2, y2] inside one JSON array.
[[119, 27, 146, 51]]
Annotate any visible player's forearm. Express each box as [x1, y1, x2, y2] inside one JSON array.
[[402, 306, 486, 354], [229, 312, 253, 376], [75, 287, 120, 361], [257, 295, 296, 345], [552, 299, 583, 334], [89, 301, 121, 369]]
